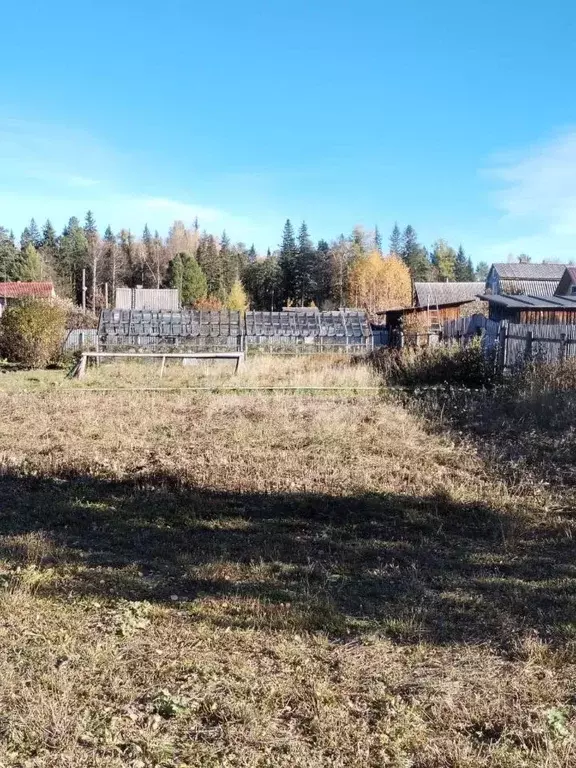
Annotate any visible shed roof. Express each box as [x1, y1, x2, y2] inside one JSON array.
[[480, 292, 576, 310], [491, 263, 566, 280], [0, 282, 55, 299], [414, 282, 480, 307]]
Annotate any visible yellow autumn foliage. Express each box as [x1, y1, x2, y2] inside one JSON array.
[[348, 251, 412, 314]]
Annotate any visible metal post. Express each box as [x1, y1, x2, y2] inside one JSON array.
[[104, 282, 109, 309]]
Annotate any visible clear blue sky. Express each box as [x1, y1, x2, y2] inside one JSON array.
[[2, 0, 576, 263]]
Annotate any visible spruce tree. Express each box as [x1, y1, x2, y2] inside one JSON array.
[[279, 219, 297, 304], [41, 220, 58, 252], [59, 217, 88, 300], [248, 244, 257, 263], [166, 254, 184, 298], [454, 245, 471, 281], [220, 230, 237, 293], [374, 225, 382, 255], [296, 221, 316, 306], [0, 226, 19, 281], [401, 225, 429, 281], [181, 254, 207, 306], [18, 243, 43, 281], [389, 223, 401, 256], [102, 226, 118, 299]]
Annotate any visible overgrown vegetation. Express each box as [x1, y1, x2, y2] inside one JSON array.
[[0, 299, 66, 368], [0, 355, 574, 766], [371, 338, 497, 387]]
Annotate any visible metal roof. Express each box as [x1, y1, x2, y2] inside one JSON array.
[[0, 281, 55, 299], [497, 279, 559, 297], [491, 263, 566, 280], [480, 293, 576, 310], [414, 282, 480, 307], [555, 267, 576, 296]]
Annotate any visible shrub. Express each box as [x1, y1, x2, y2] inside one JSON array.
[[0, 299, 67, 368], [371, 339, 497, 388]]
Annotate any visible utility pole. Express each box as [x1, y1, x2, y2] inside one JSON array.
[[104, 282, 109, 309], [82, 268, 87, 312]]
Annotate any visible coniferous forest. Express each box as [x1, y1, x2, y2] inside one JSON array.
[[0, 213, 489, 312]]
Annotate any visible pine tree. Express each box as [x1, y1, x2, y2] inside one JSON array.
[[389, 223, 401, 256], [248, 244, 257, 263], [279, 219, 297, 304], [374, 225, 382, 255]]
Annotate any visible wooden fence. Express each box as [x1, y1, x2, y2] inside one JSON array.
[[399, 314, 576, 373]]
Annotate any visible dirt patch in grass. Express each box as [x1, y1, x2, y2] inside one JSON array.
[[0, 359, 574, 765]]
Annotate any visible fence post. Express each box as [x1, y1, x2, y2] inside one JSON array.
[[525, 329, 533, 363], [559, 332, 567, 364], [497, 320, 508, 374]]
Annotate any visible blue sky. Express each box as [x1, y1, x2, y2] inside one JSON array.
[[1, 0, 576, 263]]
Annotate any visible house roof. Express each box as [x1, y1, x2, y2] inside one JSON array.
[[494, 279, 559, 297], [480, 292, 576, 310], [491, 263, 566, 280], [0, 282, 55, 299], [414, 282, 481, 307], [555, 267, 576, 296]]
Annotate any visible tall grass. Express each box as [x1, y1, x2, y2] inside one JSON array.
[[371, 339, 497, 388]]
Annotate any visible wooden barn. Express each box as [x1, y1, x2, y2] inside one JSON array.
[[379, 282, 481, 332], [481, 268, 576, 324], [485, 262, 565, 297]]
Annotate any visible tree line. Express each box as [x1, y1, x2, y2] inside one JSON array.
[[0, 214, 489, 313]]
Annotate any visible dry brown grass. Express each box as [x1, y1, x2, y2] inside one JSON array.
[[0, 355, 574, 766]]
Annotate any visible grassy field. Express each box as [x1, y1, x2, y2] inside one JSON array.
[[0, 355, 575, 766]]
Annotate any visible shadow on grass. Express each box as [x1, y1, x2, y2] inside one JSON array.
[[0, 471, 574, 649]]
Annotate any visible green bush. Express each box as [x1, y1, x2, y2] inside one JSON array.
[[0, 299, 67, 368], [371, 339, 497, 388]]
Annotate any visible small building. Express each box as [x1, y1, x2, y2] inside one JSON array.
[[379, 282, 481, 333], [481, 266, 576, 324], [485, 263, 566, 297], [554, 266, 576, 297], [0, 282, 55, 317], [115, 287, 180, 311]]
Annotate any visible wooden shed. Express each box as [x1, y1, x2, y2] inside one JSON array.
[[378, 282, 482, 332], [480, 292, 576, 324]]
